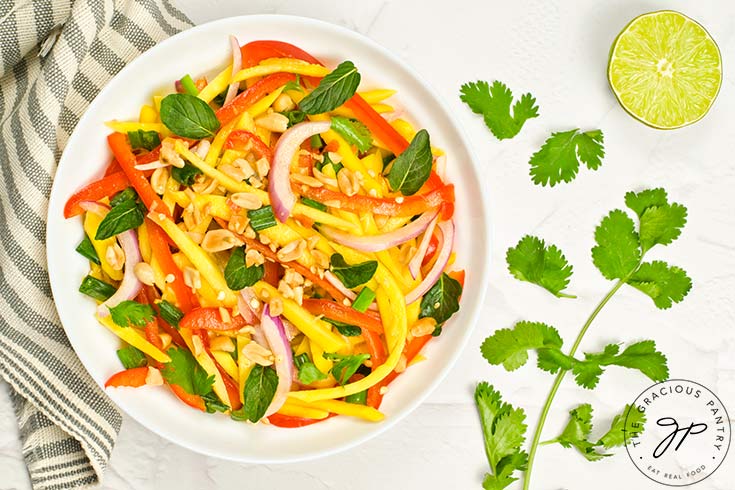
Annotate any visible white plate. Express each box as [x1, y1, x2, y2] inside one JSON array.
[[47, 14, 490, 463]]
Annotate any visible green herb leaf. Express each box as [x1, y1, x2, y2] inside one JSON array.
[[157, 299, 184, 328], [294, 353, 328, 385], [331, 116, 372, 152], [160, 93, 220, 139], [110, 187, 138, 207], [459, 80, 539, 140], [572, 341, 669, 389], [300, 61, 361, 115], [628, 261, 692, 309], [283, 75, 304, 93], [480, 321, 563, 371], [591, 209, 641, 280], [224, 247, 264, 290], [475, 382, 528, 490], [345, 389, 367, 405], [550, 404, 606, 461], [282, 110, 306, 127], [76, 234, 100, 265], [315, 152, 343, 173], [597, 404, 646, 449], [127, 129, 160, 151], [323, 352, 370, 385], [625, 189, 687, 253], [351, 287, 375, 313], [202, 392, 230, 413], [419, 272, 462, 325], [529, 129, 604, 187], [171, 163, 203, 186], [387, 129, 433, 196], [330, 253, 377, 289], [247, 205, 277, 231], [109, 300, 155, 328], [160, 346, 215, 396], [116, 346, 147, 369], [79, 275, 116, 302], [301, 197, 327, 212], [323, 318, 361, 337], [95, 198, 145, 241], [506, 235, 575, 298], [240, 365, 279, 422]]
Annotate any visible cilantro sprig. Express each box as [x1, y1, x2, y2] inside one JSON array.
[[529, 129, 605, 187], [460, 80, 539, 140], [477, 188, 691, 490]]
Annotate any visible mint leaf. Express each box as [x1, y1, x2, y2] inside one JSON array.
[[330, 253, 377, 289], [95, 196, 145, 240], [294, 353, 328, 385], [160, 93, 220, 139], [300, 61, 361, 115], [240, 365, 278, 422], [459, 80, 539, 140], [323, 352, 370, 385], [331, 116, 372, 152], [387, 129, 433, 195], [419, 272, 462, 326]]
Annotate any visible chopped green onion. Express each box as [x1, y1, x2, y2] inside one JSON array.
[[352, 287, 375, 313], [157, 299, 184, 328], [76, 234, 100, 265], [345, 389, 367, 405], [301, 197, 326, 212], [117, 346, 147, 369], [127, 130, 160, 151], [310, 134, 324, 149], [247, 205, 277, 232], [180, 74, 199, 96], [79, 275, 116, 302], [171, 163, 203, 186]]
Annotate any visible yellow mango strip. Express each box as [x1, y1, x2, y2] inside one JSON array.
[[149, 256, 169, 298], [219, 149, 245, 168], [285, 219, 334, 256], [105, 121, 168, 135], [152, 95, 163, 113], [179, 328, 230, 406], [212, 350, 239, 382], [147, 213, 237, 307], [247, 86, 285, 119], [310, 338, 333, 374], [358, 89, 396, 104], [277, 400, 329, 420], [331, 103, 393, 119], [171, 252, 221, 307], [288, 261, 407, 402], [309, 114, 383, 196], [198, 64, 232, 103], [255, 127, 271, 147], [292, 399, 384, 422], [406, 300, 421, 328], [360, 212, 415, 292], [88, 262, 105, 282], [391, 119, 416, 142], [206, 117, 239, 165], [260, 225, 316, 268], [170, 192, 233, 221], [380, 215, 413, 232], [371, 103, 394, 114], [96, 315, 170, 363], [231, 58, 329, 83], [409, 354, 426, 367], [139, 104, 157, 123], [237, 335, 253, 404], [252, 282, 346, 352], [83, 212, 123, 281], [138, 223, 152, 263], [235, 112, 256, 131], [361, 152, 383, 176], [161, 176, 179, 216], [294, 336, 310, 356], [176, 142, 360, 232]]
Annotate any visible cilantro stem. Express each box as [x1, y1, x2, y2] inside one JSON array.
[[522, 278, 626, 490]]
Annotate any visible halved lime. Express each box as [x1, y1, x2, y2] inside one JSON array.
[[608, 10, 722, 129]]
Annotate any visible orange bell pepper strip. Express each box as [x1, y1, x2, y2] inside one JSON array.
[[267, 412, 337, 428], [216, 72, 296, 126], [135, 290, 163, 350], [364, 327, 388, 409], [448, 269, 466, 289], [105, 367, 149, 388], [107, 133, 171, 218], [64, 171, 131, 218], [169, 383, 206, 411], [142, 285, 186, 348], [302, 299, 383, 334], [180, 307, 249, 331], [298, 183, 455, 217], [211, 356, 243, 411], [146, 219, 196, 313], [225, 130, 273, 161]]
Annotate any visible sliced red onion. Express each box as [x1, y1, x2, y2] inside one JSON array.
[[320, 208, 439, 253], [270, 121, 331, 222], [237, 288, 259, 324], [194, 139, 211, 159], [324, 271, 356, 300], [261, 305, 294, 417], [408, 214, 439, 279], [79, 202, 144, 317], [175, 79, 184, 93], [405, 220, 454, 305], [223, 35, 243, 106]]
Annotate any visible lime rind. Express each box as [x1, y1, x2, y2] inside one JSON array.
[[607, 10, 722, 129]]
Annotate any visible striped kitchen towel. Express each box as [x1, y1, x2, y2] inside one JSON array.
[[0, 1, 191, 488]]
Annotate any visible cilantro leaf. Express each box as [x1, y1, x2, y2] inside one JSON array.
[[529, 129, 604, 187], [624, 188, 669, 217], [323, 352, 370, 385], [294, 353, 328, 385], [224, 247, 264, 290], [572, 340, 669, 389], [419, 272, 462, 325], [591, 209, 641, 280], [160, 347, 215, 396], [506, 235, 575, 298], [109, 300, 155, 328], [300, 61, 361, 115], [283, 75, 304, 93], [597, 404, 646, 449], [475, 382, 528, 490], [387, 129, 433, 196], [330, 253, 377, 289], [459, 80, 539, 140], [480, 321, 563, 371], [626, 188, 688, 253], [628, 261, 692, 309], [331, 116, 373, 153]]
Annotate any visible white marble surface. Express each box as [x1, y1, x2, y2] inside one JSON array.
[[3, 0, 735, 488]]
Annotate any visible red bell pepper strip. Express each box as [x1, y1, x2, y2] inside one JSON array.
[[302, 299, 383, 334], [267, 412, 337, 428], [216, 72, 296, 126], [107, 133, 171, 218], [225, 130, 273, 161], [179, 307, 249, 331], [211, 356, 244, 411], [169, 383, 206, 411], [63, 171, 131, 218], [298, 183, 455, 217], [146, 219, 196, 313], [448, 269, 466, 289], [263, 260, 280, 287], [363, 328, 388, 409], [104, 158, 122, 176], [136, 290, 163, 350], [240, 40, 321, 86], [105, 367, 149, 388]]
